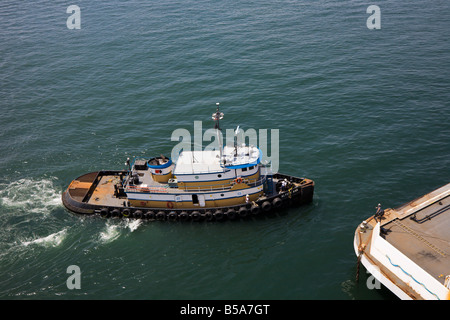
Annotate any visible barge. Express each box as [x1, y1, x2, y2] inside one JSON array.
[[354, 183, 450, 299], [62, 106, 314, 221]]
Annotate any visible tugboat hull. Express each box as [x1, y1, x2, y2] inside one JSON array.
[[62, 170, 314, 221]]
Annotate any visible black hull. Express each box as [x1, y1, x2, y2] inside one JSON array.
[[62, 171, 314, 222]]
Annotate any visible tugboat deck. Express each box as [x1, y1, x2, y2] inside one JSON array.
[[86, 174, 124, 207], [70, 171, 307, 207]]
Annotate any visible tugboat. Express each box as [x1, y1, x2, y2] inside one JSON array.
[[62, 105, 314, 221]]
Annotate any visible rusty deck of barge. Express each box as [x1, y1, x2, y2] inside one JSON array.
[[382, 193, 449, 286], [354, 183, 450, 300]]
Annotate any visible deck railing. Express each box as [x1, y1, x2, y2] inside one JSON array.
[[125, 176, 267, 194]]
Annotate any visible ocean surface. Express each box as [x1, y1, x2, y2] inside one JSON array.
[[0, 0, 449, 300]]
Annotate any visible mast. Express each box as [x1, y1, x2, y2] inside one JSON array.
[[212, 102, 223, 130], [212, 103, 224, 163]]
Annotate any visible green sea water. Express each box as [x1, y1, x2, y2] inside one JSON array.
[[0, 0, 449, 300]]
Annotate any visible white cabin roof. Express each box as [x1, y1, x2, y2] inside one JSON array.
[[173, 145, 261, 175], [174, 150, 223, 175]]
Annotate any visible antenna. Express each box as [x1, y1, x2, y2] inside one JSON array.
[[234, 125, 239, 157]]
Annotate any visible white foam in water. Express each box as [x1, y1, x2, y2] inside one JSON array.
[[22, 229, 67, 247], [0, 178, 61, 215], [98, 219, 142, 244], [126, 219, 142, 232], [99, 223, 121, 243]]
